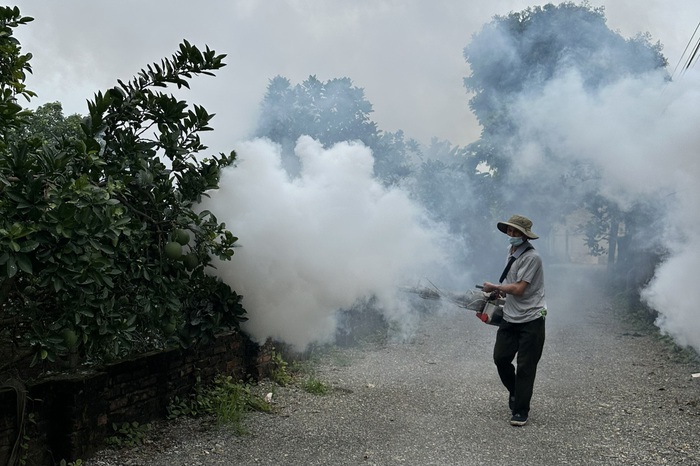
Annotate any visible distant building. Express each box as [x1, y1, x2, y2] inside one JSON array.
[[548, 209, 608, 265]]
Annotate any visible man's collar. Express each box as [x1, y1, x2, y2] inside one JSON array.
[[510, 241, 531, 258]]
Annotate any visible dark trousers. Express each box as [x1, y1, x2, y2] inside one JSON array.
[[493, 317, 545, 416]]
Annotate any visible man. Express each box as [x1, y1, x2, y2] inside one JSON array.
[[480, 214, 546, 427]]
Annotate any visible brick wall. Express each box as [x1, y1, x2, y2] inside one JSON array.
[[0, 331, 265, 466]]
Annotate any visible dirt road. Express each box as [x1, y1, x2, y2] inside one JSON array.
[[87, 264, 700, 465]]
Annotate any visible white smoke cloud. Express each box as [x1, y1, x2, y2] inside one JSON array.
[[508, 68, 700, 353], [13, 0, 700, 353], [641, 171, 700, 351], [199, 136, 458, 350]]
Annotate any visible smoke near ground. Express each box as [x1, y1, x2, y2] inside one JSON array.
[[505, 60, 700, 353], [443, 4, 700, 355], [199, 8, 700, 354], [200, 136, 461, 350]]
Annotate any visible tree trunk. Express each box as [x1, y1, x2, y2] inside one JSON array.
[[607, 218, 619, 270]]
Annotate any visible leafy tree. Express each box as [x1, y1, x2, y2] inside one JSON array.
[[373, 129, 418, 186], [0, 8, 245, 373], [405, 138, 506, 275], [464, 2, 666, 144], [410, 139, 472, 231], [0, 6, 35, 139], [581, 192, 666, 285], [256, 75, 378, 149], [461, 2, 668, 265], [255, 75, 418, 184], [12, 101, 83, 145]]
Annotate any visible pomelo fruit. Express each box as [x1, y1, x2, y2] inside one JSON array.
[[62, 329, 78, 349], [164, 241, 183, 260], [183, 253, 199, 271], [174, 229, 190, 245]]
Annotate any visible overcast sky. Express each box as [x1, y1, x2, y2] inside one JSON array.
[[11, 0, 700, 153]]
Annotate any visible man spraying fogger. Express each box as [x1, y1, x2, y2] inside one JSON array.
[[480, 214, 547, 427]]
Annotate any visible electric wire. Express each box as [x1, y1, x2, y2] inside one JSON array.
[[672, 21, 700, 81]]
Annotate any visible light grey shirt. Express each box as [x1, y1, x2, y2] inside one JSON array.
[[502, 242, 546, 323]]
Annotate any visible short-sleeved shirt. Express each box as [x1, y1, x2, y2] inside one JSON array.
[[501, 242, 546, 323]]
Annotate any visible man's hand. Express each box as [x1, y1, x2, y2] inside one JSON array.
[[482, 282, 499, 293], [482, 282, 504, 299]]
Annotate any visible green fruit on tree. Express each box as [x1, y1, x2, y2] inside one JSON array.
[[62, 329, 79, 349], [164, 241, 183, 260], [183, 253, 199, 271], [174, 229, 190, 245], [163, 322, 176, 336]]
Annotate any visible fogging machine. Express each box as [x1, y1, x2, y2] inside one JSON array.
[[401, 281, 504, 326]]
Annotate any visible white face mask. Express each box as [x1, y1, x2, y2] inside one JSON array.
[[509, 236, 525, 247]]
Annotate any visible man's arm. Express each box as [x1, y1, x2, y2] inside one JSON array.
[[482, 280, 529, 296]]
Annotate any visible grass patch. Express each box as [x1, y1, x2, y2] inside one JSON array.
[[270, 348, 333, 395], [657, 334, 700, 365], [167, 375, 272, 435], [329, 348, 354, 367], [164, 344, 344, 439], [301, 376, 330, 395], [105, 421, 152, 448], [609, 289, 700, 365], [269, 349, 293, 386], [271, 347, 334, 395]]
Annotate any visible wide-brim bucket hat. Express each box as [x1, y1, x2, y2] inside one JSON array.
[[497, 214, 539, 239]]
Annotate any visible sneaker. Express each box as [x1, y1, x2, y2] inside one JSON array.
[[508, 394, 515, 411], [510, 413, 528, 426]]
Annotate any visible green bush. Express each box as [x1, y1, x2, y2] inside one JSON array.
[[0, 6, 246, 373]]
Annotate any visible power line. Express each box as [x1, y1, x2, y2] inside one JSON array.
[[671, 21, 700, 81]]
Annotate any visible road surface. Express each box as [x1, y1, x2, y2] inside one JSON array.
[[87, 264, 700, 465]]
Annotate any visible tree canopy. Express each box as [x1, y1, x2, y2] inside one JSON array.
[[461, 2, 669, 270], [0, 7, 245, 373], [464, 2, 667, 139], [254, 75, 416, 185]]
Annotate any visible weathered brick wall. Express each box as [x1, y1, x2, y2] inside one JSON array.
[[0, 331, 266, 466]]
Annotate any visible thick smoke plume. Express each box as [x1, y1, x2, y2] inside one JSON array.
[[506, 60, 700, 353], [198, 6, 700, 355], [200, 136, 458, 350], [458, 7, 700, 354]]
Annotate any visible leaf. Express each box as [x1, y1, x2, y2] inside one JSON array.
[[52, 276, 64, 292], [16, 254, 32, 274], [6, 260, 18, 278], [19, 240, 40, 252]]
